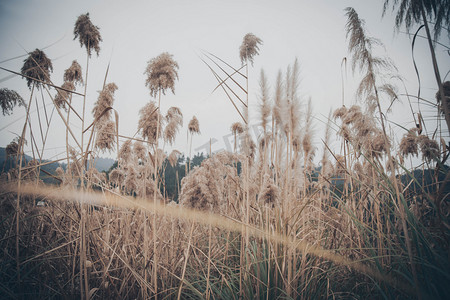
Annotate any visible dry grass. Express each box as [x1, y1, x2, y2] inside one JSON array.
[[1, 6, 449, 300]]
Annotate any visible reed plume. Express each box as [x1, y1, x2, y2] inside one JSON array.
[[138, 101, 163, 144], [64, 60, 83, 85], [95, 120, 116, 153], [0, 88, 25, 116], [164, 107, 183, 145], [144, 52, 179, 97], [333, 106, 348, 119], [21, 49, 53, 89], [418, 135, 440, 162], [258, 69, 271, 132], [124, 164, 138, 194], [180, 152, 239, 213], [231, 122, 244, 135], [168, 150, 181, 167], [239, 33, 263, 66], [188, 116, 200, 134], [73, 13, 102, 57], [259, 174, 279, 206], [54, 81, 75, 110], [92, 83, 118, 122], [133, 141, 147, 161], [118, 140, 133, 165], [109, 169, 124, 187], [5, 140, 20, 158], [399, 128, 419, 157]]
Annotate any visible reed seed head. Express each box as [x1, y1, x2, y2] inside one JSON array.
[[73, 13, 102, 57], [64, 60, 83, 85], [0, 88, 25, 116], [21, 49, 53, 89], [188, 116, 200, 134], [95, 120, 116, 153], [145, 52, 179, 97], [138, 101, 163, 143], [239, 33, 263, 66], [54, 81, 75, 110], [418, 135, 440, 162]]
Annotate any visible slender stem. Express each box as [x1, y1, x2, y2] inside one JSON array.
[[81, 49, 90, 188], [16, 83, 35, 284], [152, 89, 162, 298]]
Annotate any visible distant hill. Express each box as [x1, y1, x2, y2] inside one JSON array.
[[0, 147, 115, 183]]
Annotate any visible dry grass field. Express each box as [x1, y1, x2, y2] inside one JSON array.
[[1, 3, 449, 299]]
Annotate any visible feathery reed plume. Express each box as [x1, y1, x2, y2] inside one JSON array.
[[368, 130, 390, 158], [231, 122, 244, 135], [73, 13, 102, 57], [92, 83, 118, 122], [95, 120, 116, 153], [354, 112, 376, 138], [333, 106, 348, 119], [86, 168, 104, 188], [180, 152, 240, 213], [5, 140, 20, 158], [399, 128, 419, 157], [288, 58, 300, 102], [54, 81, 75, 110], [418, 135, 440, 162], [343, 105, 362, 125], [258, 69, 271, 131], [239, 33, 263, 66], [155, 148, 167, 169], [168, 150, 181, 168], [118, 140, 133, 165], [138, 101, 163, 144], [188, 116, 200, 134], [133, 141, 147, 161], [109, 168, 123, 187], [285, 94, 301, 138], [164, 107, 183, 145], [231, 122, 244, 153], [0, 88, 25, 116], [144, 52, 179, 97], [21, 49, 53, 89], [273, 70, 284, 127], [139, 178, 163, 200], [24, 159, 38, 181], [64, 60, 83, 85], [124, 164, 138, 194], [259, 174, 279, 207], [303, 99, 315, 170], [166, 106, 182, 119], [55, 166, 64, 181]]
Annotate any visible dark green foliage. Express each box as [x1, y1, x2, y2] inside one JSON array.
[[383, 0, 450, 40]]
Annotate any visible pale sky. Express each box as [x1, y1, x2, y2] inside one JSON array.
[[0, 0, 448, 163]]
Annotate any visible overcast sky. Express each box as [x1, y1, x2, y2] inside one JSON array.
[[0, 0, 448, 163]]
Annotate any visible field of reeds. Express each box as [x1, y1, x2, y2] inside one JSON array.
[[1, 3, 449, 299]]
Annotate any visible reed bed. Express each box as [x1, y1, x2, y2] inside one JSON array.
[[1, 4, 449, 300]]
